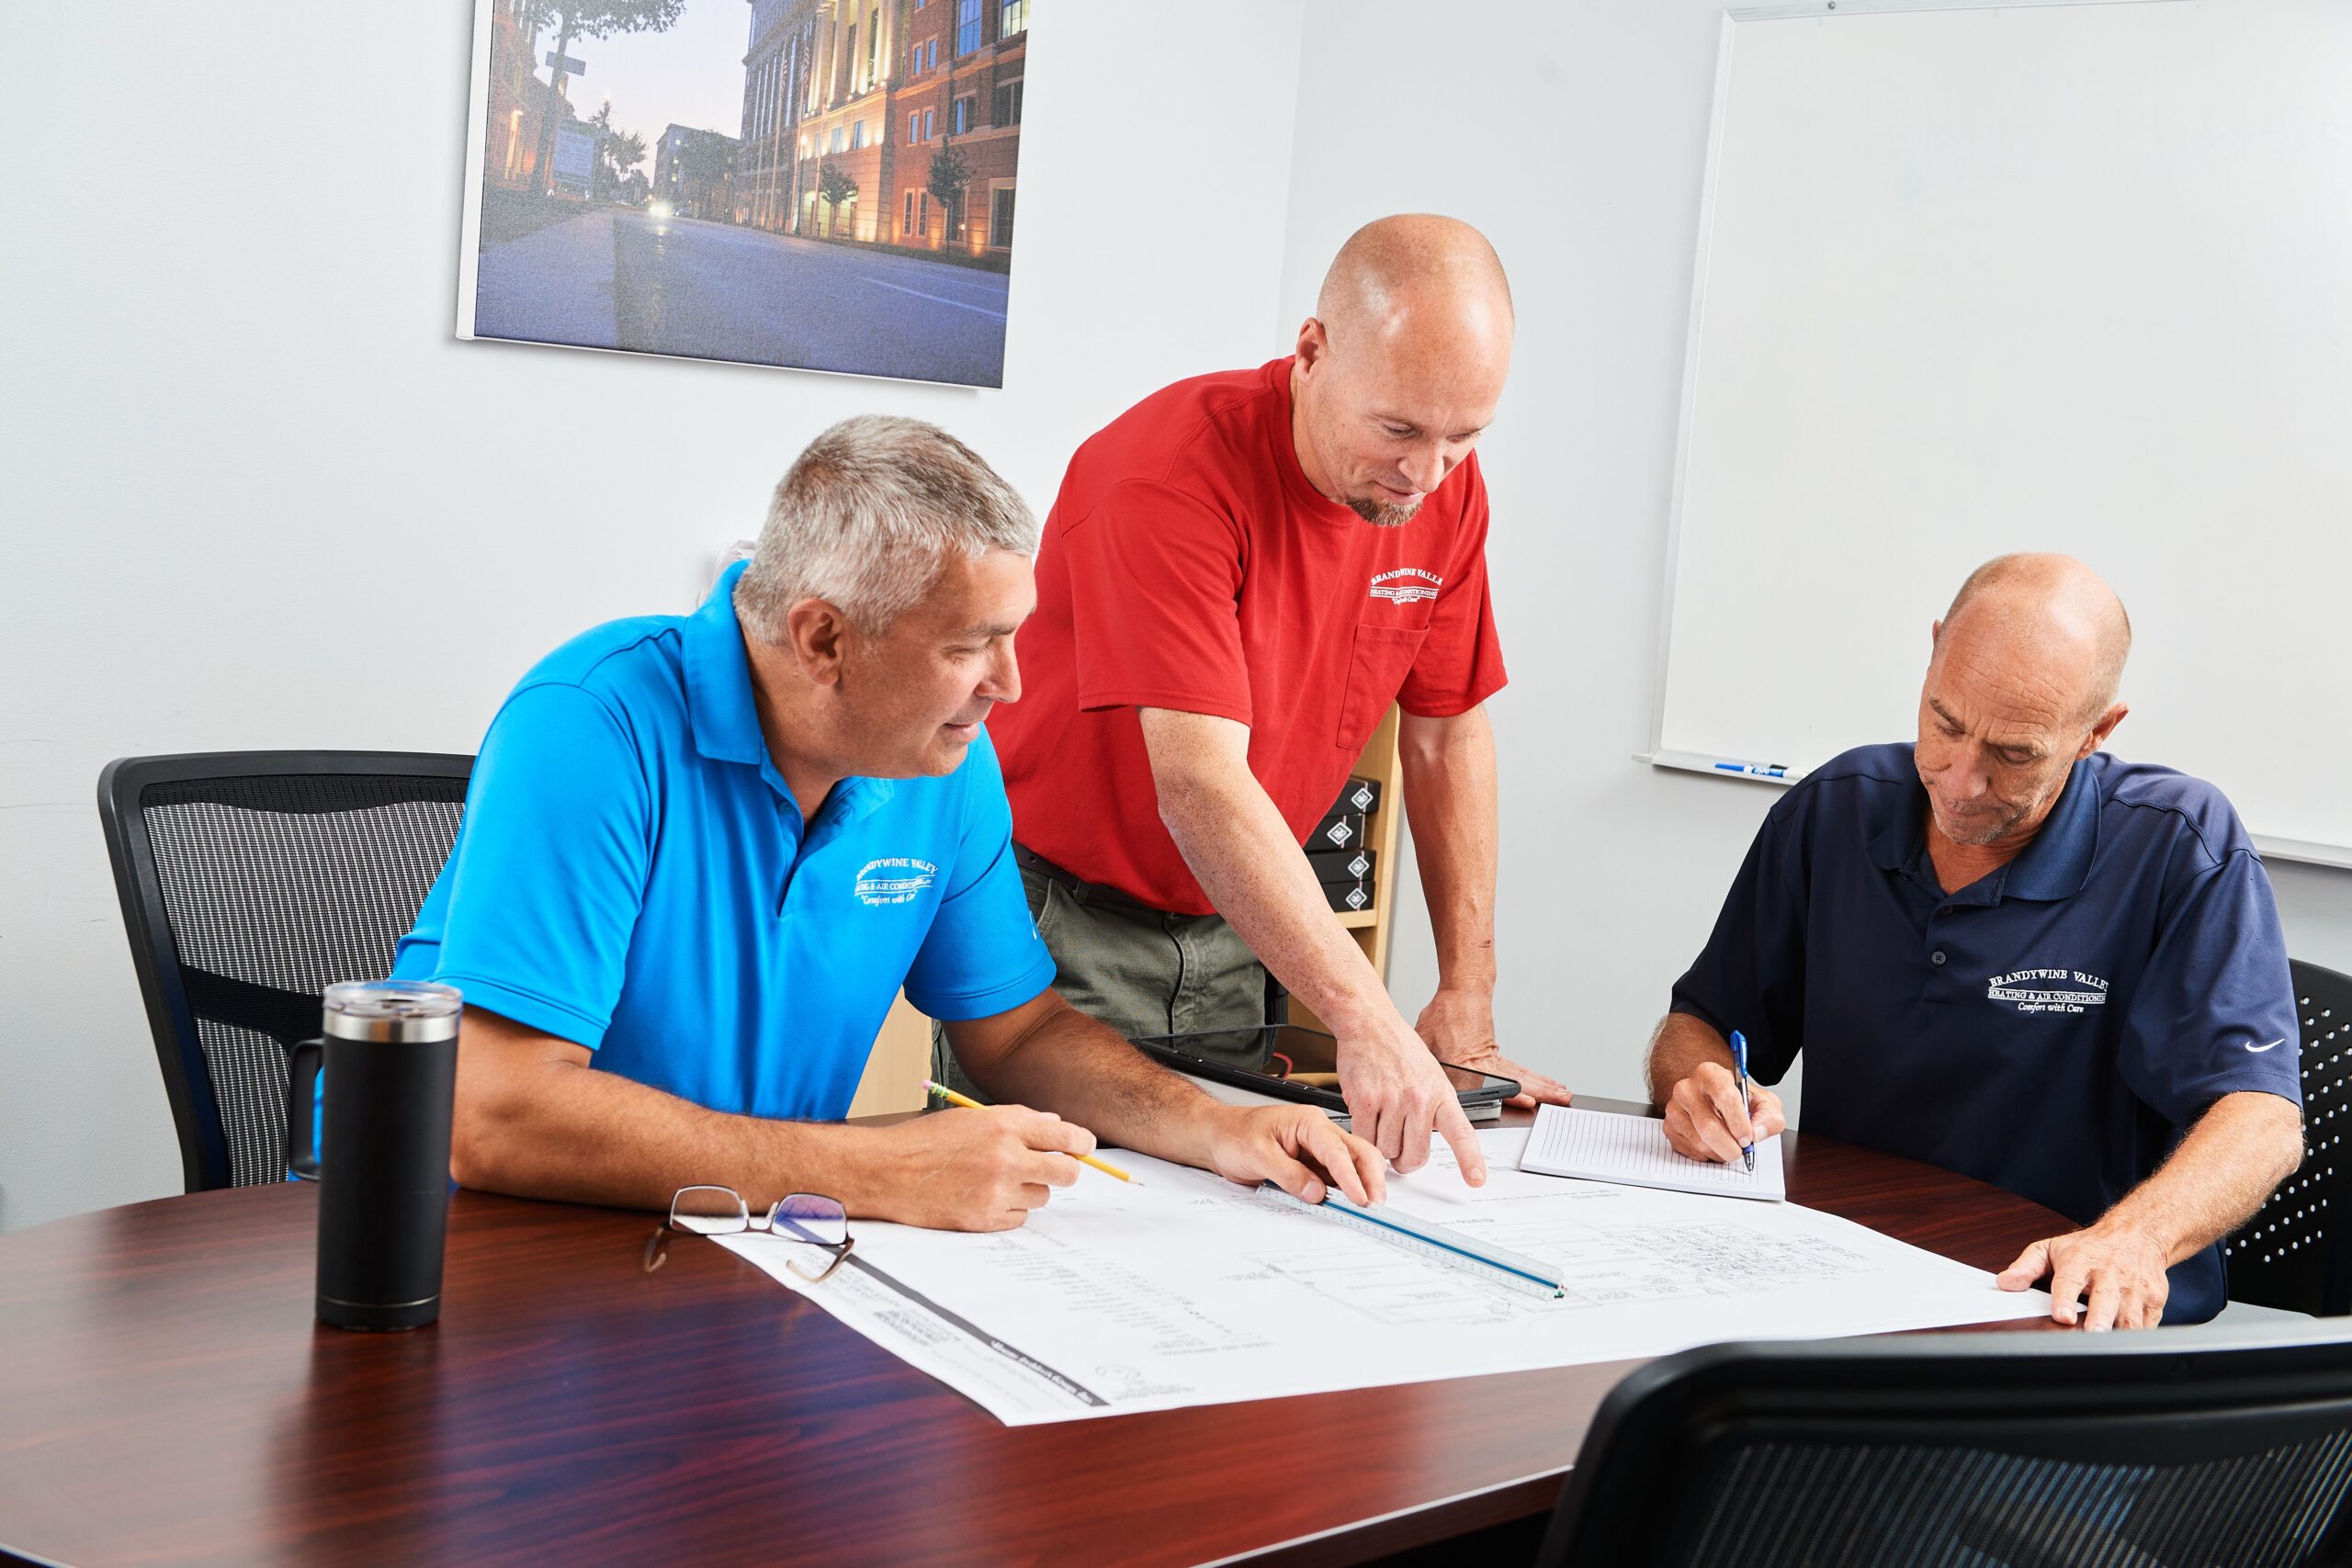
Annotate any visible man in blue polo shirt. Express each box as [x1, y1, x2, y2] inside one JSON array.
[[394, 415, 1385, 1230], [1649, 554, 2302, 1327]]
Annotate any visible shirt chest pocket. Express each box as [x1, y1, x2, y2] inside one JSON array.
[[1336, 625, 1428, 751]]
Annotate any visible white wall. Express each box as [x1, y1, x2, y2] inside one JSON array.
[[1278, 0, 2352, 1111], [0, 1, 1306, 1232]]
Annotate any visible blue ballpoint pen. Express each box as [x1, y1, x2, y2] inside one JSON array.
[[1731, 1029, 1755, 1174]]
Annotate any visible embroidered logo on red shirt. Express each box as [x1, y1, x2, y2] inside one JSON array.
[[1370, 568, 1443, 604]]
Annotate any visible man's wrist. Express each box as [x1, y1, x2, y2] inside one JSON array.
[[808, 1120, 901, 1221], [1319, 988, 1408, 1043], [1160, 1097, 1244, 1173], [2088, 1211, 2178, 1264]]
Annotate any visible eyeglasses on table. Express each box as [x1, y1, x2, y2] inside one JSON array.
[[642, 1185, 854, 1282]]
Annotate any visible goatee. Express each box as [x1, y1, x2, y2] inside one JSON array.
[[1347, 496, 1422, 528]]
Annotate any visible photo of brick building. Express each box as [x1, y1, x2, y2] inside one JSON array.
[[460, 0, 1032, 387], [737, 0, 1026, 257]]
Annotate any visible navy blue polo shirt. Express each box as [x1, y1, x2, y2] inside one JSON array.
[[1671, 743, 2301, 1324], [389, 562, 1056, 1122]]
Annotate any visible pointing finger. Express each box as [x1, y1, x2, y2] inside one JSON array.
[[1436, 1099, 1487, 1187]]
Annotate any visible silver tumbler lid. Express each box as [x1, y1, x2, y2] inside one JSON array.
[[322, 980, 463, 1043]]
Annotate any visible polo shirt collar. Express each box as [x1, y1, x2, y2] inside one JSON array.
[[1865, 750, 2101, 904], [2001, 756, 2101, 902], [683, 560, 898, 827], [684, 561, 768, 767]]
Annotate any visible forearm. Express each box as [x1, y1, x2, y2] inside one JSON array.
[[956, 996, 1230, 1169], [2094, 1091, 2303, 1263], [1398, 708, 1498, 993], [1645, 1010, 1736, 1105], [452, 1017, 899, 1215], [1151, 743, 1393, 1038], [455, 1060, 910, 1213]]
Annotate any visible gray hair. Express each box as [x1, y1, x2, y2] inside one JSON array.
[[736, 414, 1037, 637]]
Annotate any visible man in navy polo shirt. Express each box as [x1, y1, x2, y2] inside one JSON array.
[[394, 415, 1385, 1231], [1648, 554, 2302, 1327]]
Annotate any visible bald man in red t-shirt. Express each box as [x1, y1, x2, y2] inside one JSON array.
[[967, 216, 1573, 1185]]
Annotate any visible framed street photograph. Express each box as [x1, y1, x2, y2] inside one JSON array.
[[456, 0, 1031, 388]]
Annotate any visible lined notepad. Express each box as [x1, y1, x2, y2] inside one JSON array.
[[1520, 1104, 1785, 1201]]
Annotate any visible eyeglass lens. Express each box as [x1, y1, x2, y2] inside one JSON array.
[[771, 1193, 848, 1247], [669, 1185, 752, 1235]]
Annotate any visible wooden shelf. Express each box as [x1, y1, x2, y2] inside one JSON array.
[[1335, 909, 1378, 929]]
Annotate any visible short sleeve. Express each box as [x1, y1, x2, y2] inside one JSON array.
[[1668, 793, 1813, 1084], [1062, 479, 1252, 723], [2116, 849, 2303, 1127], [1396, 461, 1508, 717], [390, 682, 651, 1048], [901, 734, 1058, 1021]]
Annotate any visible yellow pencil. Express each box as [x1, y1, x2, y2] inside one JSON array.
[[919, 1079, 1139, 1184]]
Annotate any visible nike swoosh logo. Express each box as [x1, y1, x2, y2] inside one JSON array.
[[2245, 1038, 2286, 1054]]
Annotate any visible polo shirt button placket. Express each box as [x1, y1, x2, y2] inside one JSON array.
[[1922, 908, 1960, 1007]]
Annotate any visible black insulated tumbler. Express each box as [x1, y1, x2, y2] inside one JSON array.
[[284, 980, 463, 1330]]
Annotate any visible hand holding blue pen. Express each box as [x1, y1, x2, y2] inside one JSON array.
[[1731, 1029, 1756, 1174]]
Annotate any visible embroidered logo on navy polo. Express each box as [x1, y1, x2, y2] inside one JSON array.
[[1370, 568, 1442, 604], [854, 857, 937, 907], [1986, 967, 2109, 1015]]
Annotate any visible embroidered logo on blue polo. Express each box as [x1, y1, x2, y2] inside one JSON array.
[[1986, 967, 2110, 1015], [854, 858, 937, 907], [2245, 1037, 2286, 1054]]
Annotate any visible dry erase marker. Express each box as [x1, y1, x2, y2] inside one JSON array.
[[1730, 1030, 1755, 1174], [1713, 760, 1790, 778], [919, 1080, 1139, 1184]]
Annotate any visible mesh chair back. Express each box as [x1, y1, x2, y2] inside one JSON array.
[[1540, 1335, 2352, 1568], [2226, 960, 2352, 1316], [98, 753, 471, 1191]]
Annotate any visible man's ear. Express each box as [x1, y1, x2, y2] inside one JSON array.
[[2081, 702, 2129, 758], [1294, 316, 1329, 374], [783, 597, 853, 688]]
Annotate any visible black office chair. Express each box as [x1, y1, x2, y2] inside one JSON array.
[[2227, 960, 2352, 1317], [1536, 1335, 2352, 1568], [97, 752, 472, 1192]]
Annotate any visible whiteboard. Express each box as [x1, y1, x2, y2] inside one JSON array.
[[1647, 0, 2352, 866]]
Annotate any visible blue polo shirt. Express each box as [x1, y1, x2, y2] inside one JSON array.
[[1671, 743, 2301, 1324], [390, 562, 1056, 1122]]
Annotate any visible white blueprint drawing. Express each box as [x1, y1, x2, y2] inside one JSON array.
[[717, 1128, 2049, 1425]]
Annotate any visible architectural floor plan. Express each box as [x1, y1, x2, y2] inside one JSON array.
[[719, 1129, 2048, 1425]]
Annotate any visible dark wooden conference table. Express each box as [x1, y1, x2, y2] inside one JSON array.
[[0, 1100, 2067, 1567]]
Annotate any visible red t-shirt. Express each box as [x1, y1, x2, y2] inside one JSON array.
[[990, 357, 1509, 916]]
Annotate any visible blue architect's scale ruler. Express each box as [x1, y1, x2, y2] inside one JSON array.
[[1258, 1183, 1565, 1299]]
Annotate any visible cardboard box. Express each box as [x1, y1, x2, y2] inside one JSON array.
[[1329, 775, 1382, 817], [1307, 846, 1377, 886], [1307, 808, 1366, 852]]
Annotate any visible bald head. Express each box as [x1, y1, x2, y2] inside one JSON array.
[[1291, 216, 1514, 527], [1937, 553, 2132, 725], [1317, 214, 1515, 345], [1914, 553, 2132, 853]]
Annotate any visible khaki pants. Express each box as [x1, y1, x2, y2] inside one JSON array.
[[929, 845, 1272, 1098]]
